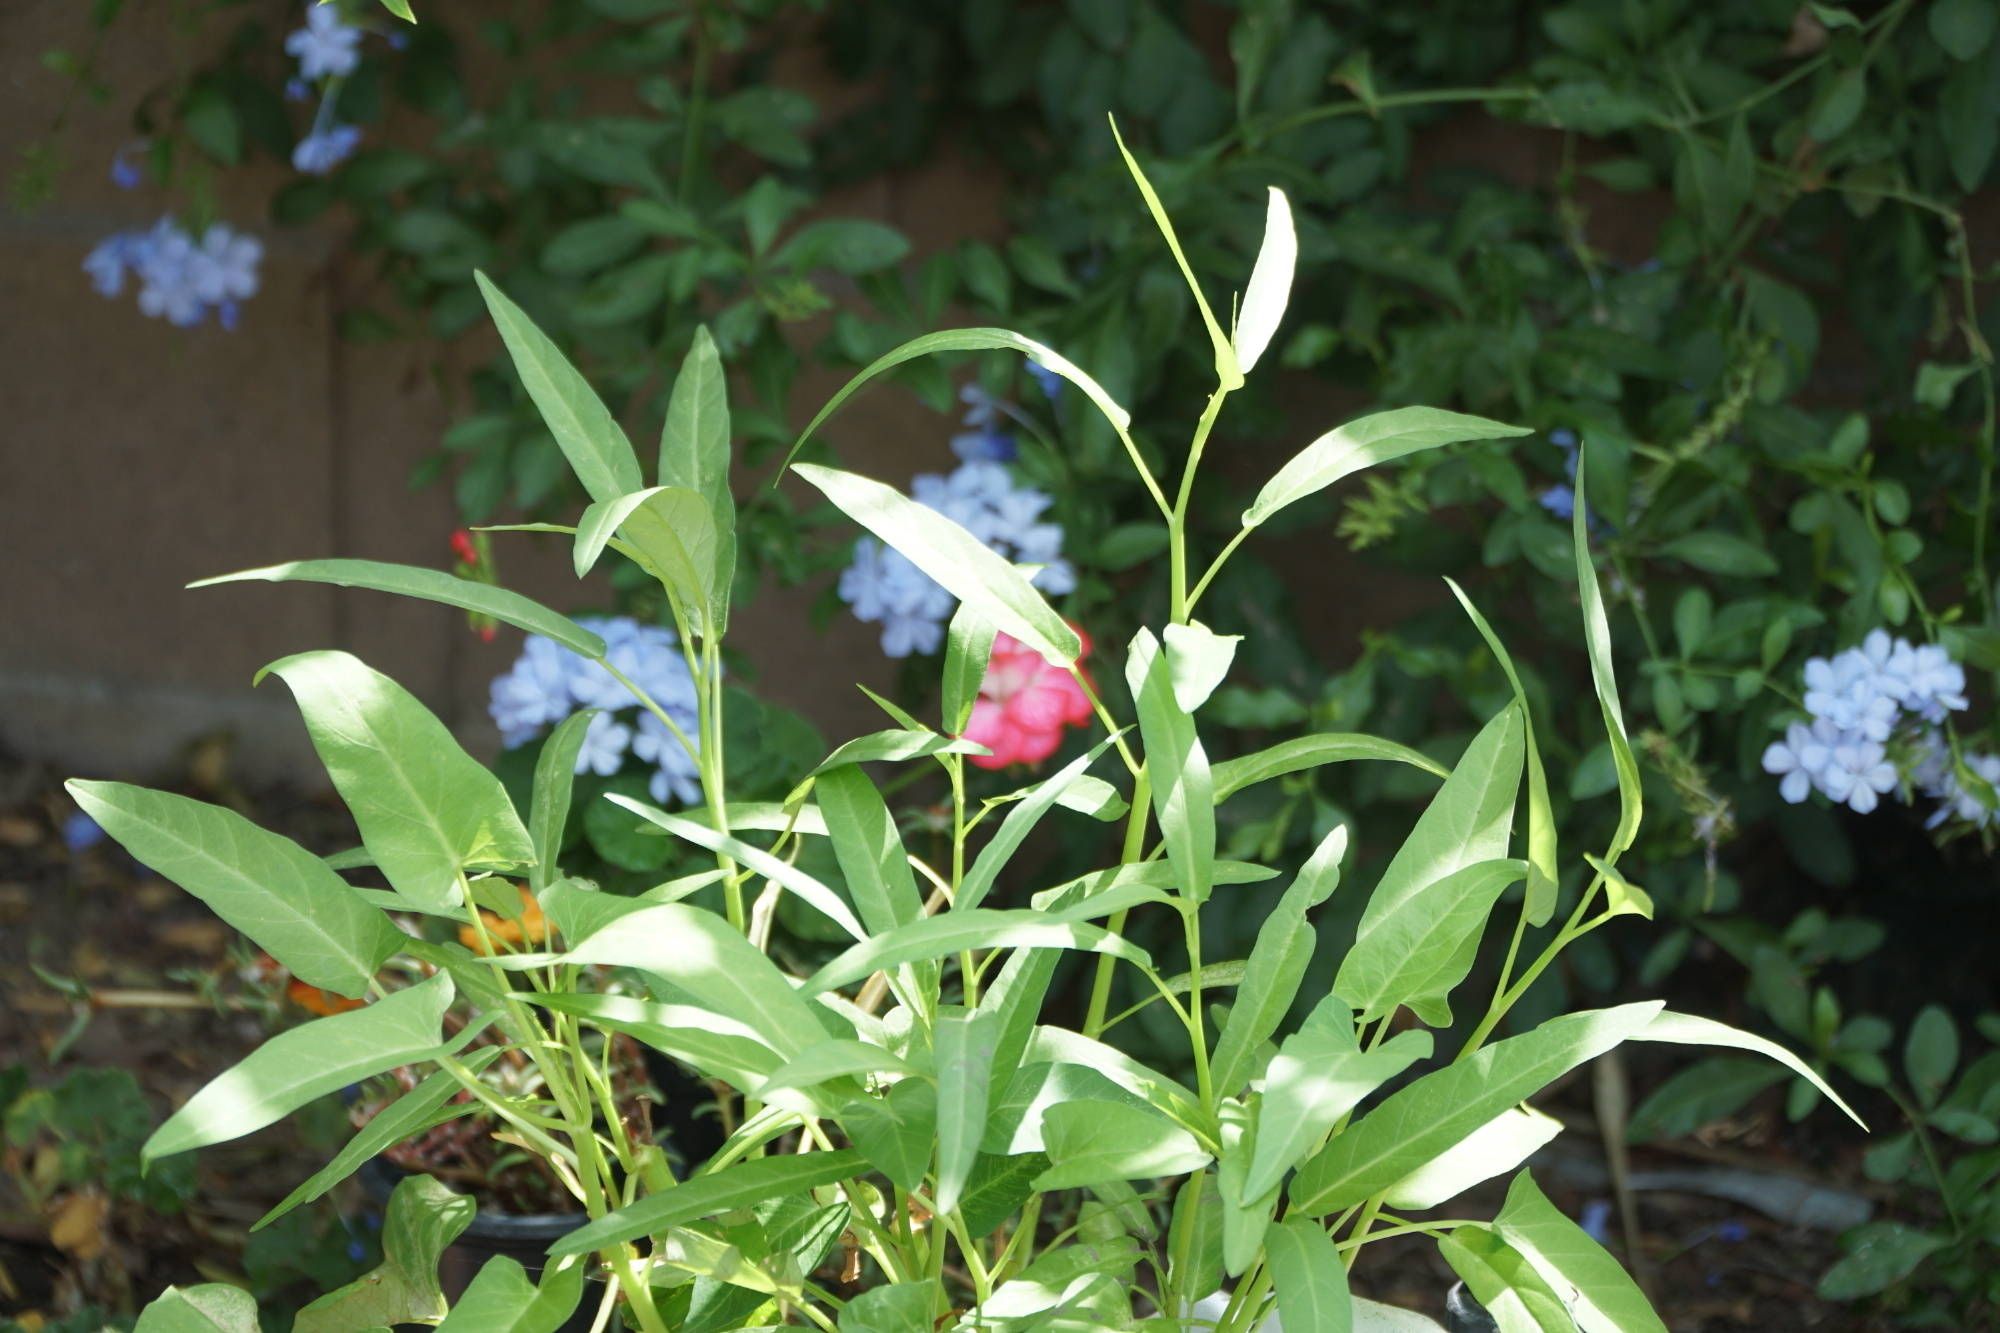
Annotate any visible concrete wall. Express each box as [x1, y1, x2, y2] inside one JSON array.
[[0, 2, 1020, 784]]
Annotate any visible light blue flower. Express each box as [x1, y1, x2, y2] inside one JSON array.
[[1885, 639, 1968, 721], [285, 77, 311, 102], [882, 612, 945, 658], [134, 220, 207, 326], [1763, 720, 1834, 804], [83, 235, 136, 297], [958, 382, 1000, 430], [489, 636, 576, 744], [188, 224, 262, 306], [1025, 361, 1063, 401], [575, 712, 633, 777], [1537, 484, 1575, 520], [950, 428, 1017, 463], [63, 811, 106, 853], [286, 4, 362, 79], [1928, 752, 2000, 830], [293, 123, 362, 175], [1818, 736, 1898, 814], [110, 147, 142, 190], [1578, 1200, 1613, 1245], [632, 711, 702, 807]]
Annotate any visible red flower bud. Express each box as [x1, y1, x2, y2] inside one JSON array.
[[450, 528, 479, 566]]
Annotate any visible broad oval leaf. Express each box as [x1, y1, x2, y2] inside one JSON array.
[[795, 464, 1079, 666], [1209, 825, 1348, 1099], [1495, 1171, 1668, 1333], [1034, 1099, 1212, 1190], [475, 271, 643, 504], [1212, 734, 1448, 803], [843, 1079, 937, 1194], [145, 973, 456, 1162], [433, 1255, 585, 1333], [133, 1285, 261, 1333], [1634, 1009, 1865, 1128], [1128, 628, 1215, 902], [935, 1009, 1000, 1212], [1265, 1217, 1353, 1333], [294, 1174, 477, 1332], [260, 651, 535, 911], [1163, 621, 1241, 713], [1337, 858, 1529, 1027], [1243, 408, 1531, 528], [659, 324, 736, 631], [1338, 706, 1523, 1024], [558, 902, 823, 1057], [67, 779, 399, 998], [549, 1150, 866, 1256], [190, 559, 605, 658], [1234, 188, 1297, 376], [1382, 1106, 1563, 1210], [1290, 1003, 1663, 1215]]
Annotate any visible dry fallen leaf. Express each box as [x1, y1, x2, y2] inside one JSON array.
[[0, 814, 41, 848], [47, 1190, 111, 1262]]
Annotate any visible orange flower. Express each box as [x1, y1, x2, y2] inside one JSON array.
[[286, 978, 367, 1016], [458, 885, 552, 954]]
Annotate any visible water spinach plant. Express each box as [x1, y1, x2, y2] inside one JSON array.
[[92, 132, 1855, 1333]]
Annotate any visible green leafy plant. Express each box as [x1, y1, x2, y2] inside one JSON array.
[[98, 131, 1855, 1333]]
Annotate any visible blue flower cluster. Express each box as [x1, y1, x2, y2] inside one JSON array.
[[1762, 629, 1990, 825], [1537, 428, 1613, 530], [488, 616, 704, 807], [83, 218, 262, 328], [286, 5, 366, 175], [837, 386, 1074, 657]]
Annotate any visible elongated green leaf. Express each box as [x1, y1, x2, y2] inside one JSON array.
[[843, 1079, 936, 1193], [1290, 1003, 1663, 1215], [803, 909, 1151, 996], [434, 1255, 585, 1333], [815, 765, 924, 936], [529, 710, 593, 892], [1573, 457, 1641, 868], [1035, 1099, 1213, 1190], [1337, 858, 1528, 1026], [1032, 859, 1275, 918], [146, 973, 455, 1161], [814, 728, 989, 773], [552, 1150, 865, 1256], [977, 947, 1059, 1084], [1634, 1010, 1865, 1128], [1213, 734, 1448, 803], [256, 1048, 503, 1230], [660, 325, 736, 629], [528, 992, 780, 1088], [68, 779, 401, 999], [1128, 628, 1215, 902], [1445, 579, 1558, 924], [1438, 1225, 1574, 1333], [839, 1284, 936, 1333], [1339, 706, 1522, 1023], [1244, 999, 1431, 1203], [785, 329, 1132, 477], [605, 794, 864, 940], [1495, 1171, 1668, 1333], [796, 464, 1079, 666], [1233, 188, 1297, 376], [1218, 1104, 1278, 1277], [1383, 1106, 1563, 1211], [960, 736, 1118, 912], [1353, 1299, 1450, 1332], [191, 559, 605, 658], [261, 651, 534, 911], [942, 601, 998, 735], [758, 1039, 914, 1101], [1266, 1217, 1353, 1333], [985, 1061, 1155, 1155], [935, 1009, 999, 1212], [1243, 408, 1531, 529], [294, 1175, 476, 1332], [1162, 621, 1241, 713], [475, 271, 642, 504], [559, 903, 822, 1057], [132, 1285, 261, 1333], [1109, 118, 1241, 390], [1210, 825, 1348, 1098], [1028, 1028, 1208, 1138], [623, 488, 723, 632]]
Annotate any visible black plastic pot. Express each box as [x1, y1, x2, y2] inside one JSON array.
[[359, 1155, 599, 1330], [1444, 1282, 1500, 1333]]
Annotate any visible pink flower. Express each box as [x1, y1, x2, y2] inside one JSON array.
[[962, 627, 1095, 770]]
